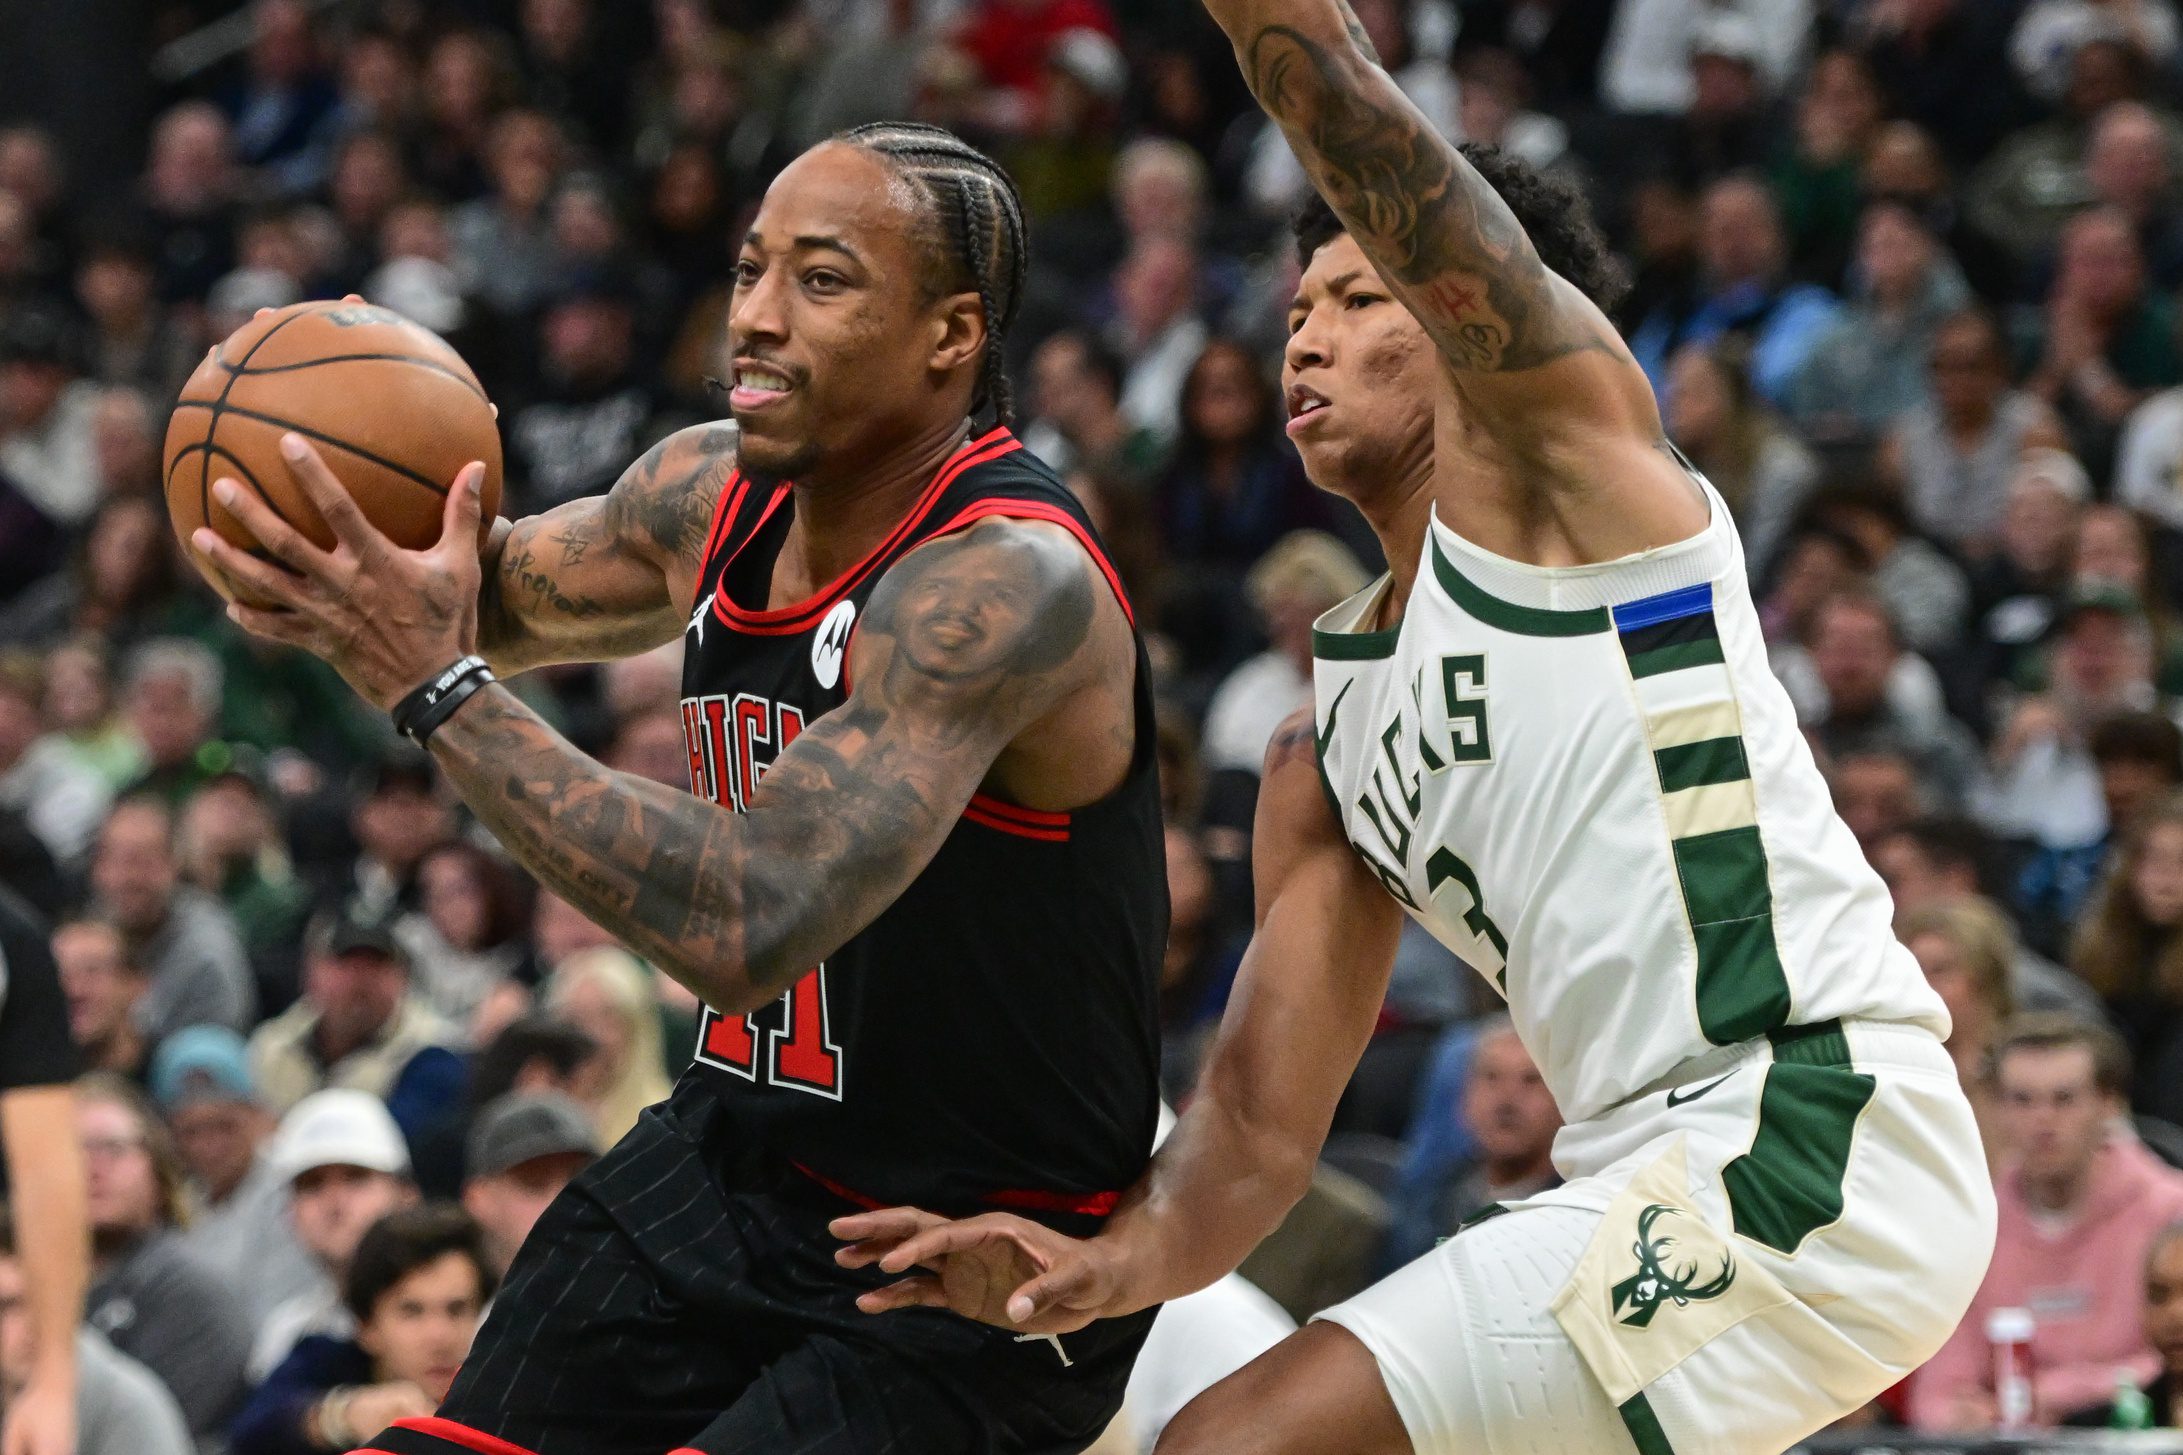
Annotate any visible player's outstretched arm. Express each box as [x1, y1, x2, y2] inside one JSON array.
[[1204, 0, 1655, 437], [834, 710, 1404, 1332], [192, 435, 1125, 1021], [476, 422, 736, 675]]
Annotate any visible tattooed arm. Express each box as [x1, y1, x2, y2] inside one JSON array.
[[434, 516, 1127, 1012], [476, 422, 736, 675], [1206, 0, 1659, 442]]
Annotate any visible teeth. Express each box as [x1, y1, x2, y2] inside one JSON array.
[[739, 369, 790, 391]]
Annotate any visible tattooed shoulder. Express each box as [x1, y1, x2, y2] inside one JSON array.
[[855, 518, 1104, 727], [606, 422, 738, 570]]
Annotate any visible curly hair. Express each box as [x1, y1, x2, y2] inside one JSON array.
[[1293, 145, 1629, 312]]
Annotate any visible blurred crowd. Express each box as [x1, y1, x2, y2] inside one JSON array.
[[3, 0, 2183, 1446]]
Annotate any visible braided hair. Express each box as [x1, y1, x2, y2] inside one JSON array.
[[838, 122, 1029, 427]]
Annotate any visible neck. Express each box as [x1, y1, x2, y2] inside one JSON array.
[[782, 415, 976, 588], [1348, 454, 1438, 622]]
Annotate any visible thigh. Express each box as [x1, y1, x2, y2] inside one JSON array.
[[1310, 1202, 1636, 1455], [1151, 1322, 1412, 1455], [679, 1333, 982, 1455]]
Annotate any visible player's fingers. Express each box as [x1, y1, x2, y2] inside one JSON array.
[[207, 478, 333, 577], [276, 433, 384, 556], [829, 1208, 943, 1247], [852, 1277, 951, 1315], [1007, 1262, 1095, 1326], [226, 598, 317, 646], [435, 462, 486, 553], [191, 528, 314, 609], [876, 1216, 1021, 1275]]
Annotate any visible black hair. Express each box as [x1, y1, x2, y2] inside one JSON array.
[[343, 1204, 498, 1324], [1885, 814, 1997, 894], [1292, 144, 1629, 312], [2090, 710, 2183, 774], [838, 122, 1029, 428], [466, 1013, 598, 1111], [1041, 327, 1125, 403]]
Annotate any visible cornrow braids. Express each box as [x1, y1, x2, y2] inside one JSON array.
[[839, 122, 1029, 427]]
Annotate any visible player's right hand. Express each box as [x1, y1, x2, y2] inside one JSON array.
[[830, 1208, 1124, 1335]]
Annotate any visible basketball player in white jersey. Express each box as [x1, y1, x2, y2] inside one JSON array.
[[833, 3, 1998, 1450]]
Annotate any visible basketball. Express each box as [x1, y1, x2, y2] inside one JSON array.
[[162, 300, 504, 604]]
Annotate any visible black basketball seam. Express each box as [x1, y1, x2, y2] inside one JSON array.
[[170, 441, 291, 592], [224, 352, 489, 401], [200, 309, 315, 536], [169, 398, 453, 498]]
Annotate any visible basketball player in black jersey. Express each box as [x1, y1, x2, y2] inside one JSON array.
[[188, 124, 1165, 1455]]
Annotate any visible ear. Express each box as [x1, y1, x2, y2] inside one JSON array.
[[928, 290, 987, 377], [356, 1314, 385, 1363]]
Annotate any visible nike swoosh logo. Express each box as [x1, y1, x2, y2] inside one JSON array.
[[1665, 1071, 1738, 1106], [1315, 679, 1353, 762]]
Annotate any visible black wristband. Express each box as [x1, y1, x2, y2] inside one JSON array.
[[392, 655, 494, 745]]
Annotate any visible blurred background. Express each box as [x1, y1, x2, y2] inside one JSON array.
[[4, 0, 2183, 1448]]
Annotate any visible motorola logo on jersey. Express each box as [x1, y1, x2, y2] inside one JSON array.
[[680, 692, 807, 811], [811, 599, 856, 689]]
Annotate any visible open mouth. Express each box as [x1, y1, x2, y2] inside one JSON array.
[[1285, 383, 1332, 435], [729, 360, 797, 412]]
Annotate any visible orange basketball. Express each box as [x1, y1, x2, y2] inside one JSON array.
[[163, 300, 504, 604]]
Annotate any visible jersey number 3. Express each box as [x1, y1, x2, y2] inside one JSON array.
[[697, 966, 844, 1099]]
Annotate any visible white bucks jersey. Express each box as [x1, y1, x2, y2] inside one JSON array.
[[1312, 487, 1948, 1124]]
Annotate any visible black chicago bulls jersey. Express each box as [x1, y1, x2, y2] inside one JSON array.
[[676, 426, 1166, 1220]]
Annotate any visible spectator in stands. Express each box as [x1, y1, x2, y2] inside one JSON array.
[[152, 1027, 318, 1328], [72, 235, 194, 400], [2073, 790, 2183, 1123], [139, 100, 241, 304], [2023, 206, 2183, 480], [0, 650, 107, 867], [2067, 1219, 2183, 1427], [1200, 532, 1367, 774], [503, 268, 664, 512], [1963, 450, 2090, 705], [941, 0, 1121, 140], [342, 749, 455, 920], [542, 947, 671, 1144], [1382, 1015, 1562, 1271], [1156, 338, 1318, 576], [1828, 746, 1933, 853], [119, 638, 228, 805], [1022, 329, 1163, 490], [459, 1092, 599, 1277], [448, 109, 566, 319], [0, 1201, 190, 1455], [1666, 337, 1820, 583], [2085, 101, 2183, 290], [0, 497, 201, 653], [1600, 0, 1811, 114], [2014, 0, 2181, 104], [1789, 199, 1972, 442], [1967, 35, 2144, 267], [38, 639, 140, 792], [1630, 173, 1842, 405], [1108, 234, 1208, 448], [90, 795, 255, 1040], [251, 1089, 420, 1382], [179, 764, 313, 1012], [0, 304, 100, 532], [1899, 899, 2020, 1164], [407, 1014, 597, 1197], [231, 1204, 496, 1455], [1913, 1014, 2183, 1428], [1807, 482, 1971, 654], [1804, 590, 1984, 805], [221, 0, 341, 195], [405, 842, 535, 1032], [76, 1073, 253, 1438], [53, 918, 152, 1080], [248, 909, 461, 1141]]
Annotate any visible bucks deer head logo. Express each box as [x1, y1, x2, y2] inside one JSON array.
[[1609, 1204, 1736, 1329]]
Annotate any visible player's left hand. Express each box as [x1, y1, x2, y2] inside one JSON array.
[[830, 1207, 1122, 1335], [192, 434, 489, 712]]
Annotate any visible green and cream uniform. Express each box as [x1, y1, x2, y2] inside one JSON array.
[[1309, 482, 1995, 1455]]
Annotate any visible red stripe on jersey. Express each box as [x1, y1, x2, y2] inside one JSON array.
[[925, 499, 1136, 626], [967, 792, 1070, 827], [388, 1418, 540, 1455], [988, 1186, 1124, 1217], [712, 430, 1020, 635], [793, 1159, 883, 1209], [962, 805, 1071, 842], [697, 467, 748, 567]]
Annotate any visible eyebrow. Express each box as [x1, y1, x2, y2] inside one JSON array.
[[1291, 269, 1368, 313], [742, 230, 867, 269]]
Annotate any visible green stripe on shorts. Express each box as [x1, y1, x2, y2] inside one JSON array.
[[1619, 1392, 1676, 1455], [1721, 1020, 1876, 1254]]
